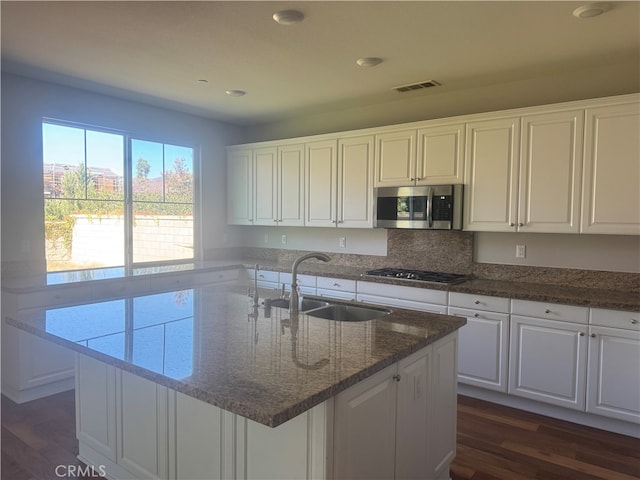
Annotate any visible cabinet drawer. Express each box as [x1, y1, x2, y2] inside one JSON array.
[[247, 269, 280, 287], [316, 277, 356, 293], [590, 308, 640, 331], [19, 285, 94, 309], [511, 299, 588, 324], [207, 269, 239, 284], [356, 281, 448, 305], [449, 292, 509, 313], [279, 272, 316, 289]]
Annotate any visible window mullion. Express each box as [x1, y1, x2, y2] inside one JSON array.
[[124, 136, 134, 274]]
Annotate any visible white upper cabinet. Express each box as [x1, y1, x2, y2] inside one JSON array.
[[253, 145, 305, 226], [337, 135, 375, 228], [305, 139, 338, 227], [464, 109, 586, 233], [374, 129, 416, 187], [416, 123, 465, 184], [253, 146, 278, 225], [227, 148, 254, 225], [581, 101, 640, 235], [229, 144, 305, 226], [518, 109, 584, 233], [277, 144, 305, 226], [374, 124, 464, 187], [305, 135, 374, 228], [463, 116, 520, 232]]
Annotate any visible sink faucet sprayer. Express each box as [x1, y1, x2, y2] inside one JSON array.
[[290, 253, 330, 313]]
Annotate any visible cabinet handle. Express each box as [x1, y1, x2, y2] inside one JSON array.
[[273, 219, 278, 222], [338, 220, 344, 224], [580, 332, 585, 336], [591, 333, 596, 338], [632, 319, 638, 325], [518, 222, 524, 227], [474, 313, 481, 318], [410, 178, 416, 181], [545, 309, 551, 314], [474, 300, 480, 304], [392, 374, 401, 382], [509, 222, 515, 227], [333, 283, 340, 287]]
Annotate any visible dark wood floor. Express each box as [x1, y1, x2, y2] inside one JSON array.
[[2, 391, 639, 479]]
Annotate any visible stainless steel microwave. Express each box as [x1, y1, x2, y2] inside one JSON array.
[[374, 184, 463, 230]]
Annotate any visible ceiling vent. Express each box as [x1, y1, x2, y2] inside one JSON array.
[[393, 80, 441, 93]]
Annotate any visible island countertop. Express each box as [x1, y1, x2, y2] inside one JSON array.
[[6, 283, 466, 427]]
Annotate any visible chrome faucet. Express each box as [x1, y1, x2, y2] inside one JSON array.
[[290, 252, 330, 313]]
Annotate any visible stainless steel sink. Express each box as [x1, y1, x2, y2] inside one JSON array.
[[268, 298, 329, 312], [306, 304, 391, 322]]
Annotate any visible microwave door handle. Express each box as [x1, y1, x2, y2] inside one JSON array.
[[427, 188, 433, 227]]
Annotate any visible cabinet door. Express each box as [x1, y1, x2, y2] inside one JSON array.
[[450, 307, 509, 392], [416, 123, 464, 184], [582, 102, 640, 234], [519, 110, 584, 233], [395, 348, 430, 480], [427, 333, 458, 479], [338, 135, 374, 228], [333, 364, 397, 480], [464, 117, 520, 231], [226, 148, 254, 225], [509, 315, 587, 410], [76, 354, 117, 462], [374, 129, 416, 187], [305, 139, 337, 227], [278, 144, 305, 226], [587, 325, 640, 423], [253, 147, 278, 226], [116, 370, 169, 480]]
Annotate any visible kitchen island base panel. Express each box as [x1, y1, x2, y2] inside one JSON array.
[[76, 332, 458, 480]]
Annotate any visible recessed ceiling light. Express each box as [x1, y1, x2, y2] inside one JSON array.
[[356, 57, 383, 68], [225, 90, 246, 97], [273, 9, 304, 25], [573, 2, 612, 18]]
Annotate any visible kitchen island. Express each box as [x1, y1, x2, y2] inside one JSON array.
[[7, 281, 466, 480]]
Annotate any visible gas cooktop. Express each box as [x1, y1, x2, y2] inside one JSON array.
[[364, 268, 469, 285]]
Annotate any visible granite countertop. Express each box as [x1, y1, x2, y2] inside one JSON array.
[[6, 284, 465, 428], [241, 260, 640, 312], [3, 258, 638, 311]]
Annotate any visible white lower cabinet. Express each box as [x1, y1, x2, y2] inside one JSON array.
[[76, 334, 458, 480], [449, 292, 510, 392], [508, 300, 589, 411], [76, 354, 169, 480], [587, 309, 640, 423]]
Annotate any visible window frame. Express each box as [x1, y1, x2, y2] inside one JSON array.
[[42, 118, 201, 275]]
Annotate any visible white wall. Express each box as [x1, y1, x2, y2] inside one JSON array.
[[243, 58, 639, 142], [1, 73, 242, 280], [475, 233, 640, 273], [227, 226, 387, 256]]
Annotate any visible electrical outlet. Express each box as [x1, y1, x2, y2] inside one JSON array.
[[516, 244, 526, 258], [281, 234, 287, 245], [339, 236, 347, 248]]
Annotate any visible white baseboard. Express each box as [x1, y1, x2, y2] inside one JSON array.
[[458, 384, 640, 439], [1, 377, 74, 404]]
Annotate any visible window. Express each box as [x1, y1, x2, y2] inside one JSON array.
[[43, 121, 196, 273]]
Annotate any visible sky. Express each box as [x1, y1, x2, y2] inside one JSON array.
[[42, 122, 193, 179]]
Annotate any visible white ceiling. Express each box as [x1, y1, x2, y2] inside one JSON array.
[[2, 1, 639, 126]]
